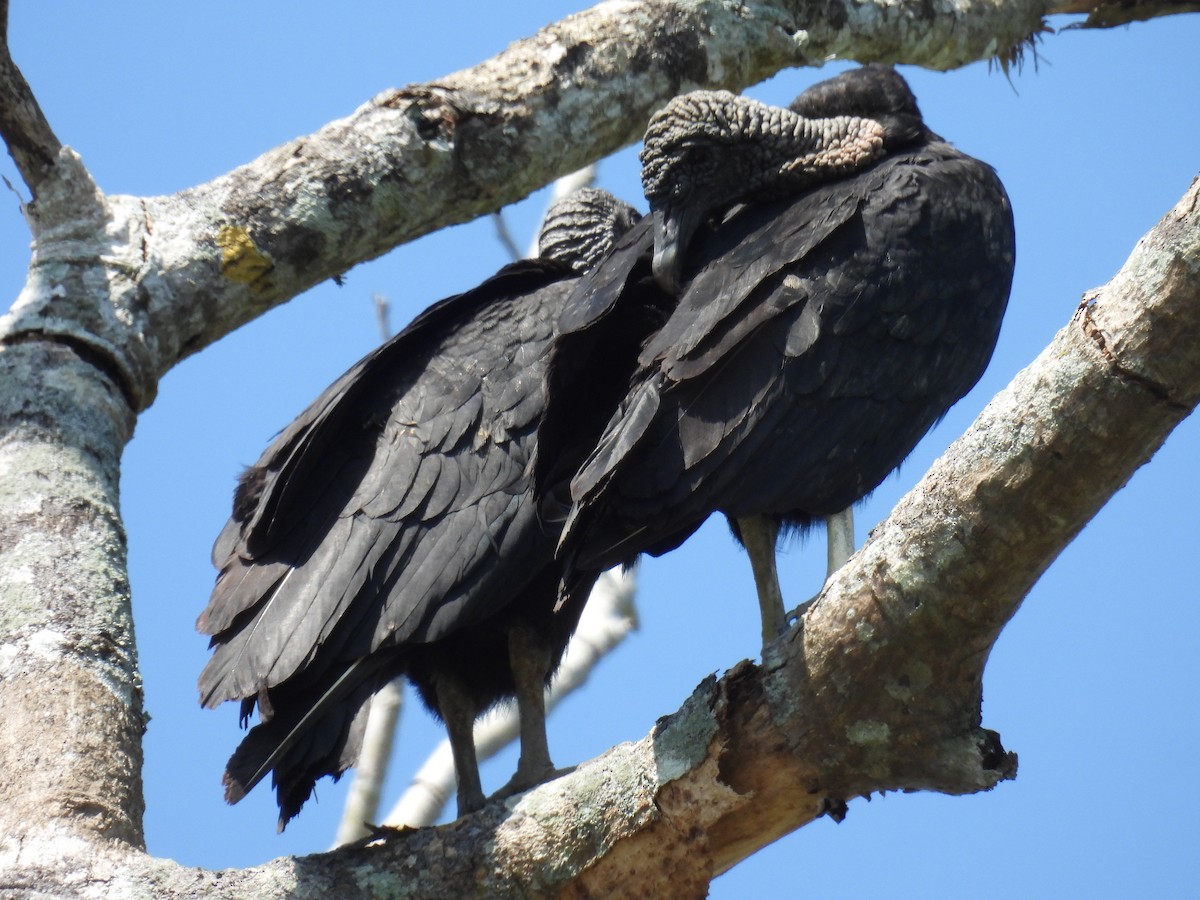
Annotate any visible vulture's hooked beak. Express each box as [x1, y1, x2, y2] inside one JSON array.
[[651, 204, 701, 295]]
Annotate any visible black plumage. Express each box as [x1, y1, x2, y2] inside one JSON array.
[[197, 189, 640, 827], [539, 67, 1016, 642]]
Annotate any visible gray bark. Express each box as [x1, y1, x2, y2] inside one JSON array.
[[1, 0, 1196, 896]]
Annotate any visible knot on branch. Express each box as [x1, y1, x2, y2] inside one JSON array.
[[384, 86, 471, 151], [1072, 173, 1200, 412]]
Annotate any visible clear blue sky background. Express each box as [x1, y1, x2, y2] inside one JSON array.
[[3, 3, 1198, 896]]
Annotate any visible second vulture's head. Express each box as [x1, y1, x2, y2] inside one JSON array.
[[640, 66, 929, 294]]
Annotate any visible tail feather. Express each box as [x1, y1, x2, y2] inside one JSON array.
[[221, 653, 397, 830]]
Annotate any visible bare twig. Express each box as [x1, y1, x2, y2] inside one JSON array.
[[0, 7, 62, 199], [492, 212, 523, 262], [372, 293, 392, 342], [332, 678, 405, 848]]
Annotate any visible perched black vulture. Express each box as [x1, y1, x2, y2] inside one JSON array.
[[197, 189, 639, 827], [540, 67, 1016, 645]]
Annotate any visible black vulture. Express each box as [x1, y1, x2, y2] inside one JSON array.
[[539, 67, 1016, 645], [197, 189, 640, 827]]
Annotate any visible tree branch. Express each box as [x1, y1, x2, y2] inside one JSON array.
[[0, 4, 62, 199], [1050, 0, 1200, 27], [2, 1, 1194, 412]]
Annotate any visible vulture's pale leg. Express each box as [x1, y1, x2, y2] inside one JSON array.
[[494, 622, 559, 799], [435, 675, 485, 817], [825, 507, 856, 579], [783, 510, 858, 630], [737, 514, 786, 646]]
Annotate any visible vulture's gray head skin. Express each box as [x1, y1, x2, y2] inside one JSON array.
[[640, 66, 927, 293], [537, 187, 642, 272], [789, 65, 929, 149]]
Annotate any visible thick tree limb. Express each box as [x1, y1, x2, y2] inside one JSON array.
[[0, 338, 144, 850]]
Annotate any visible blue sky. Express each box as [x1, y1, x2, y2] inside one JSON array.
[[3, 3, 1198, 896]]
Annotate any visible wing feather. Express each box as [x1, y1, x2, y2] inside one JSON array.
[[199, 261, 570, 708]]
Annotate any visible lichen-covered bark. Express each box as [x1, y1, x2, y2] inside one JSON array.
[[0, 341, 143, 849]]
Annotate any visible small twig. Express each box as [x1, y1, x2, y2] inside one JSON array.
[[492, 212, 523, 262], [373, 293, 392, 341], [0, 9, 63, 199], [331, 678, 405, 847], [2, 172, 26, 209]]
